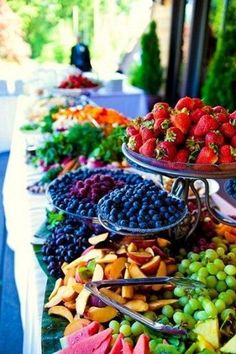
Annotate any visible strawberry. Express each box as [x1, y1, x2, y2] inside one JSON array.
[[213, 105, 227, 114], [196, 146, 218, 164], [220, 122, 236, 138], [154, 117, 170, 136], [152, 102, 169, 112], [139, 138, 157, 157], [127, 134, 142, 152], [140, 126, 155, 141], [171, 112, 191, 134], [186, 136, 203, 152], [190, 108, 205, 123], [156, 141, 177, 161], [192, 98, 204, 110], [219, 145, 236, 163], [231, 135, 236, 148], [152, 109, 169, 120], [214, 112, 229, 124], [194, 114, 219, 137], [174, 148, 190, 163], [165, 127, 184, 145], [175, 96, 194, 111], [229, 111, 236, 119], [201, 105, 213, 114], [205, 131, 225, 147], [143, 112, 154, 121], [126, 126, 139, 137]]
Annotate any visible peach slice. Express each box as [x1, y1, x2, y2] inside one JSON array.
[[64, 301, 76, 310], [167, 264, 177, 275], [100, 288, 126, 304], [133, 294, 147, 301], [128, 251, 152, 265], [88, 232, 109, 245], [48, 305, 74, 323], [145, 247, 155, 256], [96, 254, 118, 264], [64, 319, 90, 336], [48, 278, 63, 300], [157, 238, 170, 248], [104, 257, 126, 279], [141, 255, 161, 275], [149, 299, 178, 311], [122, 268, 134, 299], [116, 246, 127, 255], [125, 300, 149, 312], [128, 263, 147, 279], [86, 306, 118, 323], [72, 283, 84, 294], [64, 268, 76, 285], [65, 249, 104, 271], [127, 242, 137, 252], [152, 260, 167, 291], [45, 286, 67, 308]]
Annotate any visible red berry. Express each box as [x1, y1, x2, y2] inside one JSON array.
[[229, 111, 236, 119], [214, 112, 229, 124], [152, 102, 169, 112], [175, 96, 194, 111], [126, 126, 139, 137], [212, 105, 227, 114], [231, 135, 236, 148], [171, 112, 191, 134], [156, 141, 177, 161], [194, 115, 219, 137], [165, 127, 185, 145], [190, 108, 205, 123], [154, 117, 170, 136], [127, 134, 142, 152], [139, 138, 157, 157], [192, 98, 204, 110], [219, 145, 236, 163], [205, 131, 225, 147], [152, 109, 169, 120], [220, 122, 236, 138], [143, 112, 154, 121], [140, 126, 155, 141], [196, 146, 218, 164], [174, 148, 190, 163]]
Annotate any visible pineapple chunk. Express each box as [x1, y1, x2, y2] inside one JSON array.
[[193, 318, 219, 349], [220, 335, 236, 353]]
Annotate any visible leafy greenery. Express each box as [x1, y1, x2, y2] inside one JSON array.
[[41, 166, 63, 184], [201, 0, 236, 111], [91, 126, 125, 162], [46, 209, 65, 229], [129, 20, 163, 95]]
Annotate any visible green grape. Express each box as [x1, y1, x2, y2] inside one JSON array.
[[119, 324, 131, 337], [124, 337, 134, 347], [190, 273, 198, 281], [197, 275, 207, 285], [216, 280, 227, 292], [216, 247, 226, 256], [174, 286, 186, 297], [225, 275, 236, 289], [205, 249, 218, 260], [183, 303, 194, 315], [214, 299, 226, 313], [179, 248, 187, 256], [124, 315, 132, 321], [181, 259, 191, 268], [230, 247, 236, 255], [178, 264, 186, 273], [179, 295, 189, 306], [188, 252, 200, 261], [162, 305, 174, 318], [221, 308, 236, 321], [175, 272, 184, 277], [181, 313, 196, 328], [194, 310, 209, 321], [198, 267, 209, 278], [189, 298, 201, 311], [173, 311, 184, 325], [143, 311, 157, 321], [216, 271, 226, 280], [189, 261, 202, 273], [120, 320, 131, 326], [149, 339, 157, 353], [227, 252, 236, 260], [131, 321, 144, 336], [224, 264, 236, 276], [163, 290, 173, 299], [206, 275, 217, 288], [219, 292, 233, 306], [225, 289, 236, 301], [217, 243, 228, 251], [213, 258, 225, 270], [109, 320, 120, 334], [203, 301, 218, 317], [206, 263, 218, 275], [212, 237, 222, 244], [208, 289, 218, 299]]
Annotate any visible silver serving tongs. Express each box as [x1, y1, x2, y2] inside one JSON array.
[[85, 276, 205, 336]]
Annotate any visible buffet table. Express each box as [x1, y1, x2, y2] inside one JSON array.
[[3, 97, 236, 354]]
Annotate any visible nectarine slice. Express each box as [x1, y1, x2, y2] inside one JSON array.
[[100, 288, 126, 304], [104, 257, 126, 279], [128, 252, 152, 265], [48, 278, 63, 300], [125, 299, 149, 312], [48, 305, 73, 323], [141, 255, 161, 275], [149, 299, 178, 310], [152, 260, 167, 291], [87, 306, 118, 322], [122, 268, 134, 299], [64, 319, 90, 336]]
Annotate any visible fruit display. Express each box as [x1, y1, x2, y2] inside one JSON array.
[[98, 181, 186, 231], [58, 73, 100, 90], [225, 178, 236, 200], [126, 97, 236, 167], [48, 169, 147, 218]]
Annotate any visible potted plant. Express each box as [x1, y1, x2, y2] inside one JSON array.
[[129, 20, 163, 110]]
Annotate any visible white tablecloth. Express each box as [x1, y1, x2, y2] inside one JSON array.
[[3, 97, 236, 354]]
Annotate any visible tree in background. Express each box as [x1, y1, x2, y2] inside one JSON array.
[[201, 0, 236, 111], [0, 0, 30, 62], [129, 20, 163, 96]]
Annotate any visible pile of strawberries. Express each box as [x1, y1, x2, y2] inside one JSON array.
[[127, 97, 236, 165], [58, 74, 99, 89]]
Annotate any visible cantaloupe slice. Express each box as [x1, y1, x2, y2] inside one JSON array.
[[193, 318, 219, 349], [220, 335, 236, 353]]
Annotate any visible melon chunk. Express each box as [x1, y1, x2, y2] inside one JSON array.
[[60, 321, 100, 348], [193, 318, 219, 349], [220, 335, 236, 353]]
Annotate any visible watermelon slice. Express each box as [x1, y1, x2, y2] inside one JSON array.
[[121, 339, 133, 354], [109, 334, 123, 354], [133, 334, 150, 354], [58, 328, 112, 354], [60, 321, 101, 348]]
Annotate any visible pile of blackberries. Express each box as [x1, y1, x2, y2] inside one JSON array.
[[225, 178, 236, 200], [48, 168, 146, 218], [42, 217, 92, 278], [98, 181, 186, 230]]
